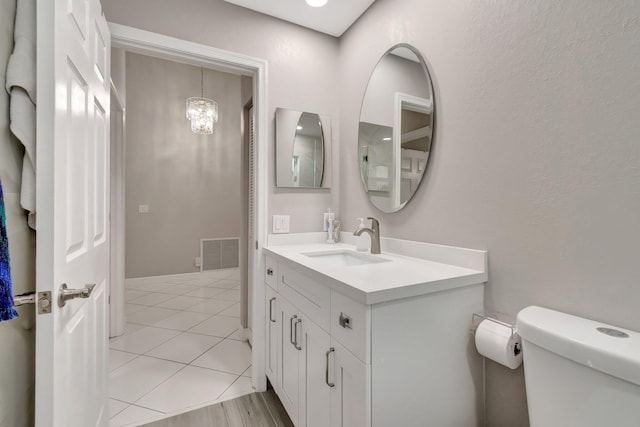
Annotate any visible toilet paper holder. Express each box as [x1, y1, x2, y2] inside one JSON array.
[[470, 313, 521, 355]]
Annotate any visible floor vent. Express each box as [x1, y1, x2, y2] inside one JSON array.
[[200, 238, 240, 271]]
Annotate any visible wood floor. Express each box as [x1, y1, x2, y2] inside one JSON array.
[[141, 388, 294, 427]]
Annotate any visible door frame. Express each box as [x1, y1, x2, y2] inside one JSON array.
[[109, 23, 269, 392]]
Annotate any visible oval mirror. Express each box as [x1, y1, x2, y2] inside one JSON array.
[[358, 44, 435, 213]]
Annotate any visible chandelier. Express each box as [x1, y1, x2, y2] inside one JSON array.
[[186, 67, 218, 134]]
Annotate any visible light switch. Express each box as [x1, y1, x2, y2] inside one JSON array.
[[272, 215, 290, 234], [138, 204, 149, 214]]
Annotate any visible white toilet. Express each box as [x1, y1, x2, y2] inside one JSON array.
[[516, 306, 640, 427]]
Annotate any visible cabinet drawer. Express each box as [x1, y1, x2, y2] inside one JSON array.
[[331, 291, 370, 364], [265, 255, 278, 289], [278, 263, 330, 332]]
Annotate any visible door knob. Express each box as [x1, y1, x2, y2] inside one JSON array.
[[58, 283, 97, 307]]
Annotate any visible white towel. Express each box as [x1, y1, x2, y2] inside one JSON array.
[[5, 0, 36, 229]]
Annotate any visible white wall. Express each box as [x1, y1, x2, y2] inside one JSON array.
[[125, 52, 243, 278], [339, 1, 640, 425], [103, 0, 341, 234], [0, 0, 35, 425]]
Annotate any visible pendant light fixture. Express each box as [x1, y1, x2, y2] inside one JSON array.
[[186, 67, 218, 134]]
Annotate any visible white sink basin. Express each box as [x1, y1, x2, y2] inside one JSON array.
[[301, 249, 390, 267]]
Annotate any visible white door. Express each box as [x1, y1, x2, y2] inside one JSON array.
[[35, 0, 111, 425], [265, 285, 279, 385], [330, 340, 369, 427], [280, 297, 301, 424]]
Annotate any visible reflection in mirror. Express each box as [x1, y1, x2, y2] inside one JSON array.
[[358, 45, 434, 212], [292, 113, 324, 187], [276, 108, 332, 188]]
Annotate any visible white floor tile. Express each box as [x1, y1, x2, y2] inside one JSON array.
[[156, 283, 201, 295], [109, 326, 180, 354], [124, 303, 147, 316], [119, 323, 144, 336], [128, 292, 174, 307], [185, 287, 226, 298], [205, 279, 240, 289], [215, 289, 240, 302], [109, 404, 163, 426], [126, 307, 181, 326], [226, 270, 241, 280], [220, 376, 254, 401], [145, 332, 222, 364], [109, 399, 129, 419], [188, 315, 240, 338], [170, 277, 221, 286], [109, 350, 138, 372], [186, 299, 237, 315], [241, 365, 252, 378], [152, 311, 211, 331], [125, 290, 150, 302], [227, 329, 246, 341], [109, 356, 184, 403], [191, 339, 251, 375], [127, 282, 174, 293], [135, 366, 239, 413], [155, 295, 205, 310], [218, 303, 240, 318]]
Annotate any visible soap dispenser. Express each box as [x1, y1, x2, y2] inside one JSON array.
[[355, 218, 369, 252]]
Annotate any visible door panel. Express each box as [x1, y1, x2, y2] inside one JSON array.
[[303, 317, 331, 427], [331, 340, 369, 427], [36, 0, 110, 425], [280, 297, 301, 424], [266, 285, 279, 387]]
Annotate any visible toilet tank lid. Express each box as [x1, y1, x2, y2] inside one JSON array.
[[516, 306, 640, 387]]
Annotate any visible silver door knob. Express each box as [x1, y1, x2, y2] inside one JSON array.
[[58, 283, 97, 307]]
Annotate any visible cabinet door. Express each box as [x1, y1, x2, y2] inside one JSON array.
[[280, 297, 302, 425], [330, 340, 369, 427], [301, 316, 332, 427], [266, 286, 279, 388]]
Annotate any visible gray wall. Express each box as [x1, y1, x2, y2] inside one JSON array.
[[125, 52, 242, 278], [103, 0, 341, 234], [339, 1, 640, 426], [0, 0, 35, 425]]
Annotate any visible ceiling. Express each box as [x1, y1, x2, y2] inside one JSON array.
[[223, 0, 376, 37]]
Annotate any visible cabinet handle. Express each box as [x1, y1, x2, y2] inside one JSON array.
[[290, 315, 298, 347], [269, 297, 276, 323], [293, 318, 303, 351], [267, 268, 274, 276], [325, 347, 335, 388]]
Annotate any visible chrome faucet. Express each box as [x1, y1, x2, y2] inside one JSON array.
[[353, 217, 381, 254]]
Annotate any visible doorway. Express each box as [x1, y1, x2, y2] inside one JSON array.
[[107, 24, 268, 426]]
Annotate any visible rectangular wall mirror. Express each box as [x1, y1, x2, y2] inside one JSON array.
[[276, 107, 332, 188]]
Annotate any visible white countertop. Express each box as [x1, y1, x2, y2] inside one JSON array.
[[263, 240, 488, 305]]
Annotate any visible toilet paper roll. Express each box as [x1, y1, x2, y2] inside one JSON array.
[[475, 318, 523, 369]]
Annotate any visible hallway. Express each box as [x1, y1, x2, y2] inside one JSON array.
[[108, 269, 253, 426]]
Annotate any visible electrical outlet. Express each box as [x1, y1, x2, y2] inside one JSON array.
[[195, 257, 201, 267], [138, 204, 149, 214]]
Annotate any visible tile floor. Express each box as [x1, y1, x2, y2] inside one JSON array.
[[108, 268, 253, 427]]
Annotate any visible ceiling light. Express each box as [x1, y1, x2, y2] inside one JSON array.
[[383, 137, 391, 141], [297, 125, 303, 130], [186, 67, 218, 135], [306, 0, 328, 7]]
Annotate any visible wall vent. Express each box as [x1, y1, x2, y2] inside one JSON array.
[[200, 238, 240, 271]]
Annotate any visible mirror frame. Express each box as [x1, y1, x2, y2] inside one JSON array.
[[357, 43, 435, 212]]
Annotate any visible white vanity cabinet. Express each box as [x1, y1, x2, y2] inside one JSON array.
[[264, 256, 367, 427], [264, 240, 486, 427]]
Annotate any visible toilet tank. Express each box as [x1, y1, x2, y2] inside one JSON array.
[[516, 306, 640, 427]]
